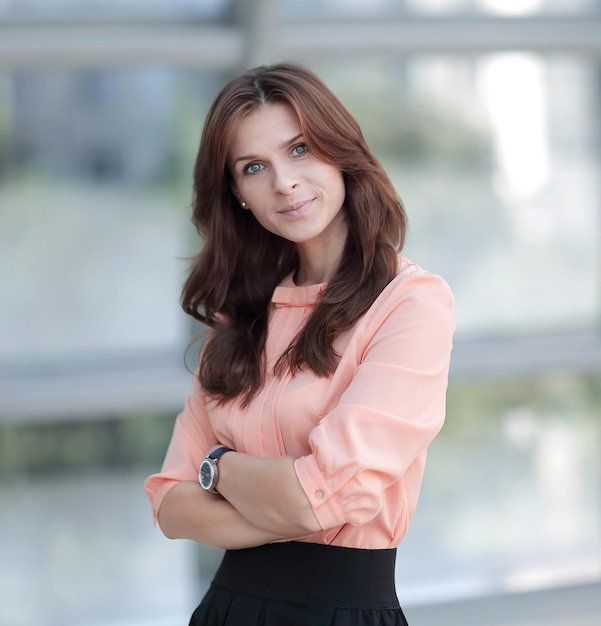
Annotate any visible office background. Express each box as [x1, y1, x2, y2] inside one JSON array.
[[0, 0, 600, 624]]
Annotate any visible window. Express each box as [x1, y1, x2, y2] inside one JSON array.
[[0, 3, 599, 625], [1, 68, 206, 363]]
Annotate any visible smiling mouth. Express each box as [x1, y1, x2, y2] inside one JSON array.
[[279, 199, 314, 215]]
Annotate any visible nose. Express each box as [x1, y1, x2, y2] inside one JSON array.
[[272, 162, 299, 195]]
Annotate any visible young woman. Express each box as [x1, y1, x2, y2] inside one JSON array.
[[145, 62, 455, 625]]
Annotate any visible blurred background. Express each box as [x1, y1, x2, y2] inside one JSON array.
[[0, 0, 600, 625]]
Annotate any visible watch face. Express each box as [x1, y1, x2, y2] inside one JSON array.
[[199, 460, 213, 489]]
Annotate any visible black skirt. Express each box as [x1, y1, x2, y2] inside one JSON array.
[[189, 541, 409, 626]]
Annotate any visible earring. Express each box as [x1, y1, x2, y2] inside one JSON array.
[[241, 201, 247, 208]]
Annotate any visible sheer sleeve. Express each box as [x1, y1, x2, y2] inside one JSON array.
[[144, 374, 219, 522], [294, 269, 455, 530]]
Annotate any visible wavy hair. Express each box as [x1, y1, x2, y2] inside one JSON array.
[[181, 63, 407, 406]]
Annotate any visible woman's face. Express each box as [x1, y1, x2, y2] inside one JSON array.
[[228, 102, 347, 260]]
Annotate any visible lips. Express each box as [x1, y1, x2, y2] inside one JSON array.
[[279, 198, 314, 215]]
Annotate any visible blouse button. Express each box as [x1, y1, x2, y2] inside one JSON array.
[[315, 489, 324, 499]]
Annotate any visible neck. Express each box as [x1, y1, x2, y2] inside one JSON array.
[[294, 242, 346, 286], [294, 264, 335, 287], [293, 212, 348, 286]]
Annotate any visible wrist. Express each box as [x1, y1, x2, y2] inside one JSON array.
[[198, 445, 234, 494]]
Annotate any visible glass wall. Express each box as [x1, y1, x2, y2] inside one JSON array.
[[0, 1, 599, 624], [316, 55, 600, 337], [0, 67, 219, 365]]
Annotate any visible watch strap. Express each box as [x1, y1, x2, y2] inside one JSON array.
[[207, 445, 234, 461]]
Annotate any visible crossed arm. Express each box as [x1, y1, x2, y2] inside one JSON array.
[[157, 453, 321, 550]]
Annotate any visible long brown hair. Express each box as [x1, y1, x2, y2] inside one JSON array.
[[181, 63, 407, 406]]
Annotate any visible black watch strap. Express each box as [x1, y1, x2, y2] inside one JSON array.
[[207, 445, 233, 460]]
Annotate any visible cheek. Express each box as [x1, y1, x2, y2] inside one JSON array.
[[328, 169, 346, 205], [318, 162, 344, 193], [237, 177, 268, 206]]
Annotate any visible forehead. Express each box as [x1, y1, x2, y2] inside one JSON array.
[[229, 102, 302, 158]]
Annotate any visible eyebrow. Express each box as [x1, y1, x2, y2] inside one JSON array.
[[232, 133, 304, 167]]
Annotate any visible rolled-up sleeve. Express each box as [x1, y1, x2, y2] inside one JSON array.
[[144, 374, 218, 522], [294, 270, 455, 530]]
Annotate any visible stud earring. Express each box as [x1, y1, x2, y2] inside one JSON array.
[[241, 201, 247, 208]]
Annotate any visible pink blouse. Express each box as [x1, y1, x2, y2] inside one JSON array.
[[144, 257, 455, 549]]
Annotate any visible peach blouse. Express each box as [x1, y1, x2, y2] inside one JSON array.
[[144, 257, 455, 549]]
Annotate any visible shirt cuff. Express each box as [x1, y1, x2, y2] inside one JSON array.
[[294, 454, 346, 531], [144, 476, 180, 524]]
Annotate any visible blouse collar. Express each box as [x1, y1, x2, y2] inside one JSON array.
[[271, 272, 327, 307]]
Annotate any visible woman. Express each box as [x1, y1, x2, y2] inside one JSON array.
[[145, 62, 455, 625]]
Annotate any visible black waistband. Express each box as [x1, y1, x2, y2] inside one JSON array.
[[212, 541, 400, 609]]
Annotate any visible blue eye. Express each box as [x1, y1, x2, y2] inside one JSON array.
[[291, 143, 308, 157], [244, 162, 263, 175]]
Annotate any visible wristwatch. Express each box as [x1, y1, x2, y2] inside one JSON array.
[[198, 445, 233, 494]]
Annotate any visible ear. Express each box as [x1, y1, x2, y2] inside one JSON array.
[[231, 185, 242, 204], [232, 186, 248, 209]]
